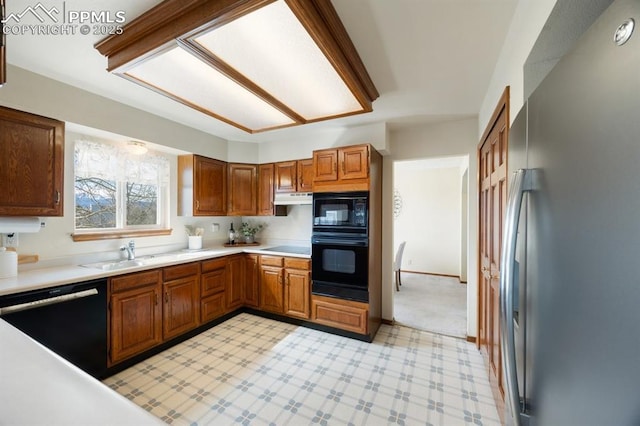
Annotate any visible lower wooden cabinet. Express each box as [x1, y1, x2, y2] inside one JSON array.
[[162, 262, 200, 341], [284, 258, 311, 319], [108, 270, 162, 366], [244, 254, 260, 307], [201, 257, 226, 323], [259, 262, 284, 313], [311, 295, 368, 335], [226, 255, 245, 312]]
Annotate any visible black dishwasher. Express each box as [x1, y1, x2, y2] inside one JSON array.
[[0, 278, 107, 378]]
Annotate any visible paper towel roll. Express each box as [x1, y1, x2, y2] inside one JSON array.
[[0, 248, 18, 278], [0, 217, 41, 233]]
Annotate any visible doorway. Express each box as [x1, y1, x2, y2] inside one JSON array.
[[392, 156, 469, 338]]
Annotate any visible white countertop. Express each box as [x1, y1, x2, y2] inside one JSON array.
[[0, 243, 311, 424], [0, 245, 310, 297], [0, 319, 163, 425]]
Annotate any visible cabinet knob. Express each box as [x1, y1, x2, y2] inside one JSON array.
[[55, 190, 61, 204]]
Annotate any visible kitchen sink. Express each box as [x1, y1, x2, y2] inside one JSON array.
[[80, 250, 213, 271]]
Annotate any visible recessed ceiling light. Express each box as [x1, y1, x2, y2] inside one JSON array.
[[95, 0, 378, 134], [127, 140, 148, 155]]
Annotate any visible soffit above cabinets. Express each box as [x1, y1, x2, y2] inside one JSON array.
[[94, 0, 379, 134]]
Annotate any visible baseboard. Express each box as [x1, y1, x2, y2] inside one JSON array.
[[402, 270, 462, 281], [466, 335, 476, 344], [381, 318, 394, 326]]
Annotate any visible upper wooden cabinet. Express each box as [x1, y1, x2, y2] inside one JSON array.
[[313, 144, 376, 192], [178, 154, 227, 216], [0, 106, 64, 216], [228, 163, 258, 216], [275, 158, 313, 193], [258, 163, 275, 216]]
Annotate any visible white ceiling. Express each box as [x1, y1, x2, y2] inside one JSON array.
[[4, 0, 518, 143]]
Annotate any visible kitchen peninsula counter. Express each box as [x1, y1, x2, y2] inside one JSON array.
[[0, 319, 163, 425]]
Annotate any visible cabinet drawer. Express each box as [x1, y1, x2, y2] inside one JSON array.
[[201, 268, 226, 297], [201, 293, 225, 323], [163, 262, 200, 281], [110, 270, 161, 293], [260, 255, 283, 267], [284, 257, 310, 270], [201, 257, 227, 273], [311, 295, 368, 335]]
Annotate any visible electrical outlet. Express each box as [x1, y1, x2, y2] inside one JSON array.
[[2, 233, 18, 248], [211, 223, 220, 232]]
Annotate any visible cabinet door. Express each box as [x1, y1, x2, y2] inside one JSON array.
[[313, 149, 338, 182], [163, 276, 199, 340], [201, 293, 225, 324], [284, 269, 310, 319], [275, 160, 297, 193], [0, 106, 64, 216], [260, 266, 284, 313], [244, 254, 260, 308], [228, 163, 257, 216], [226, 255, 245, 311], [297, 158, 314, 192], [194, 156, 227, 216], [110, 284, 162, 365], [258, 163, 275, 216], [338, 145, 369, 180]]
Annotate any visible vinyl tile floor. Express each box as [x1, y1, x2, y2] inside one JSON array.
[[104, 313, 500, 425]]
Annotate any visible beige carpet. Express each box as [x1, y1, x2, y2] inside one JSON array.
[[393, 272, 467, 339]]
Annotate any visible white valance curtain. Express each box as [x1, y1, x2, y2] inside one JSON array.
[[74, 139, 170, 186]]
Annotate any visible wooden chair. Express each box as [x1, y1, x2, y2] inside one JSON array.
[[394, 241, 406, 291]]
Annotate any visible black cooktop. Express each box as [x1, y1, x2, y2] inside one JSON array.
[[260, 245, 311, 255]]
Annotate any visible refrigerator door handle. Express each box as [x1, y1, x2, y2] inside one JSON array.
[[500, 168, 532, 426]]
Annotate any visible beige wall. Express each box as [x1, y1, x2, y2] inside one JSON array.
[[479, 0, 557, 132], [393, 165, 462, 276], [386, 117, 478, 336]]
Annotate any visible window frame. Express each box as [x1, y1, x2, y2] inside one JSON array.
[[72, 138, 172, 241]]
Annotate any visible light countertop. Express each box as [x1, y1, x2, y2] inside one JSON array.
[[0, 319, 164, 425], [0, 244, 310, 297]]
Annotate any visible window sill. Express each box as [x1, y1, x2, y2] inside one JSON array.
[[71, 229, 173, 242]]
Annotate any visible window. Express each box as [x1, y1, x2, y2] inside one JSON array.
[[74, 139, 170, 239]]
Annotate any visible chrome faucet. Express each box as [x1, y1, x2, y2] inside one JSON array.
[[120, 240, 136, 260]]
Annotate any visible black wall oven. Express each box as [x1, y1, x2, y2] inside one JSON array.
[[313, 191, 368, 236], [312, 191, 370, 302]]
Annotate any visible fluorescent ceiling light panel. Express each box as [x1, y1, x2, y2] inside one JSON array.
[[125, 46, 295, 131], [193, 0, 363, 121]]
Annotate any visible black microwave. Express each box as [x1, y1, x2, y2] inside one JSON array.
[[312, 192, 368, 236]]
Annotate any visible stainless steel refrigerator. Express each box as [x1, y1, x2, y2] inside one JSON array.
[[501, 0, 640, 424]]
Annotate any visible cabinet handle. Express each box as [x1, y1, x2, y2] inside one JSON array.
[[332, 162, 336, 172], [196, 200, 200, 209], [341, 162, 345, 174], [164, 292, 168, 303], [55, 190, 60, 204], [481, 266, 489, 272], [298, 175, 303, 187], [155, 292, 158, 305]]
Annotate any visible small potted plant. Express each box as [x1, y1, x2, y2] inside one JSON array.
[[239, 222, 264, 244]]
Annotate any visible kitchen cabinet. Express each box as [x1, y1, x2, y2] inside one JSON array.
[[311, 295, 368, 335], [259, 255, 284, 314], [108, 270, 162, 365], [259, 255, 310, 318], [228, 163, 258, 216], [244, 254, 260, 308], [162, 262, 200, 341], [0, 106, 64, 216], [312, 144, 370, 192], [178, 154, 227, 216], [275, 158, 313, 193], [225, 254, 245, 311], [258, 163, 275, 216], [284, 258, 310, 319], [200, 257, 226, 323]]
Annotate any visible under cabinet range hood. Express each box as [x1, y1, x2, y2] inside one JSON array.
[[274, 192, 312, 205]]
